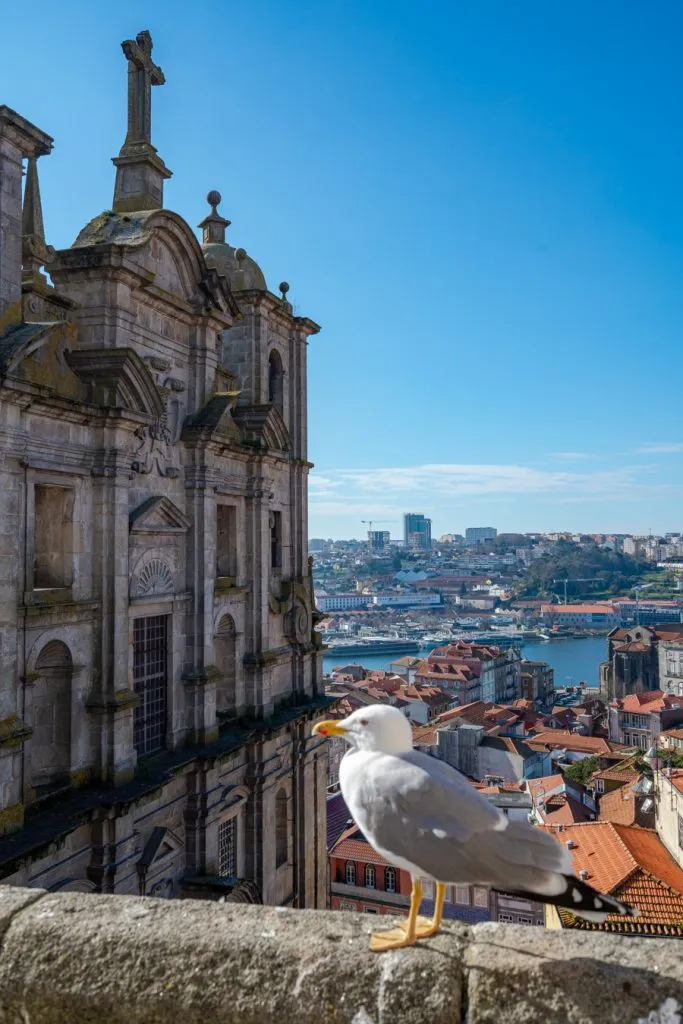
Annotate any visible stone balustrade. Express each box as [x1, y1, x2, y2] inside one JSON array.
[[0, 885, 682, 1022]]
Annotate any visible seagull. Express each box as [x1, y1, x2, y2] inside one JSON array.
[[313, 705, 637, 951]]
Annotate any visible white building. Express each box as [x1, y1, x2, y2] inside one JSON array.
[[465, 527, 497, 546], [541, 604, 621, 628], [317, 594, 372, 612], [371, 593, 442, 608]]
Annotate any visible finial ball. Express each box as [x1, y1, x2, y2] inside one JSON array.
[[207, 190, 222, 208], [279, 281, 290, 296], [235, 248, 247, 264]]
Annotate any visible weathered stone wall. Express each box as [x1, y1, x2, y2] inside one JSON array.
[[0, 886, 681, 1023]]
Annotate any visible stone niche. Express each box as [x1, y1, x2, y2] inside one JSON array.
[[128, 496, 190, 599]]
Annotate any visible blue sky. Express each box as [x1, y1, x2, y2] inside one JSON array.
[[3, 1, 683, 539]]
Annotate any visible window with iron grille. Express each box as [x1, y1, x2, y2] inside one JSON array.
[[218, 817, 237, 877], [133, 616, 168, 756], [678, 813, 683, 851]]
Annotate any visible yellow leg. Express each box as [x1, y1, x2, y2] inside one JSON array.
[[398, 880, 446, 937], [369, 878, 423, 952], [413, 881, 446, 938]]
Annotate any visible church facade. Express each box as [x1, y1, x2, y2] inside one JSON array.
[[0, 31, 331, 907]]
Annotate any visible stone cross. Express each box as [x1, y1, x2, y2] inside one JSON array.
[[121, 30, 165, 146]]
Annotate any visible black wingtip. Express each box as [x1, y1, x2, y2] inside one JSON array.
[[495, 874, 639, 922]]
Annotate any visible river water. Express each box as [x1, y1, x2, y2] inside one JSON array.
[[323, 636, 607, 689]]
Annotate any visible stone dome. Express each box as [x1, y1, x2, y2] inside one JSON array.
[[198, 192, 267, 293]]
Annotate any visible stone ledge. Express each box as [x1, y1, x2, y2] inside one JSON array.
[[0, 887, 682, 1023]]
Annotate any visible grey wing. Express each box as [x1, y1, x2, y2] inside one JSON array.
[[362, 749, 506, 845], [361, 753, 572, 888]]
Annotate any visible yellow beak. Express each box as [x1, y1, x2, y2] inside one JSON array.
[[312, 719, 347, 737]]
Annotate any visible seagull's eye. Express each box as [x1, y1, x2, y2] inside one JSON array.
[[359, 719, 369, 726]]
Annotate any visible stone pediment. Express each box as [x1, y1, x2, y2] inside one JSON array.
[[0, 320, 86, 401], [67, 209, 239, 319], [136, 826, 183, 872], [130, 495, 190, 533], [182, 392, 242, 444], [232, 403, 292, 454], [193, 266, 240, 319], [67, 347, 164, 418]]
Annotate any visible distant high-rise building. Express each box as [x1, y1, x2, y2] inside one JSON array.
[[465, 527, 497, 547], [368, 530, 390, 553], [403, 513, 432, 551]]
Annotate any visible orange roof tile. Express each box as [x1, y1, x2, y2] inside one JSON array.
[[661, 727, 683, 740], [542, 604, 619, 615], [665, 770, 683, 795], [527, 775, 565, 805], [540, 821, 637, 893], [331, 826, 391, 867], [543, 795, 592, 826], [530, 731, 614, 755], [412, 725, 437, 745], [543, 821, 683, 933], [614, 824, 683, 893], [598, 786, 638, 827], [616, 690, 669, 712], [557, 873, 683, 935]]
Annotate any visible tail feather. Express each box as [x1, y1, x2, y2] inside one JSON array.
[[495, 874, 639, 924]]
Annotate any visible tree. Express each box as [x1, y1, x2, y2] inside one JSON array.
[[563, 756, 600, 786], [517, 542, 648, 599]]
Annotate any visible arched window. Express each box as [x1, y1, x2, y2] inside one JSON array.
[[365, 864, 376, 888], [215, 614, 237, 715], [384, 866, 397, 893], [268, 349, 284, 408], [31, 640, 72, 788], [275, 788, 288, 868], [345, 862, 356, 885]]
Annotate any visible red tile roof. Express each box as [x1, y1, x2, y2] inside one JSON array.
[[542, 604, 619, 615], [615, 690, 669, 712], [598, 785, 639, 827], [527, 775, 565, 805], [331, 826, 391, 866], [661, 727, 683, 740], [590, 758, 640, 785], [615, 824, 683, 893], [665, 770, 683, 796], [529, 731, 614, 755], [412, 725, 437, 746], [437, 701, 489, 726], [543, 794, 592, 826], [543, 821, 683, 933]]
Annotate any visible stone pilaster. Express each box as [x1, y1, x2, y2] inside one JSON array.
[[0, 106, 52, 325]]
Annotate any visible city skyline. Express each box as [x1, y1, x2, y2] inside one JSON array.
[[309, 451, 683, 539], [3, 3, 683, 539]]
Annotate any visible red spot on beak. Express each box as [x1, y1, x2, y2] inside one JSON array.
[[319, 726, 328, 736]]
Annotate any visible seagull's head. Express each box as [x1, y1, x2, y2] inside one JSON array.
[[313, 705, 413, 754]]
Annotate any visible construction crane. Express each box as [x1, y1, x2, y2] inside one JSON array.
[[361, 520, 396, 552], [361, 520, 395, 533], [552, 577, 604, 605], [633, 583, 656, 626]]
